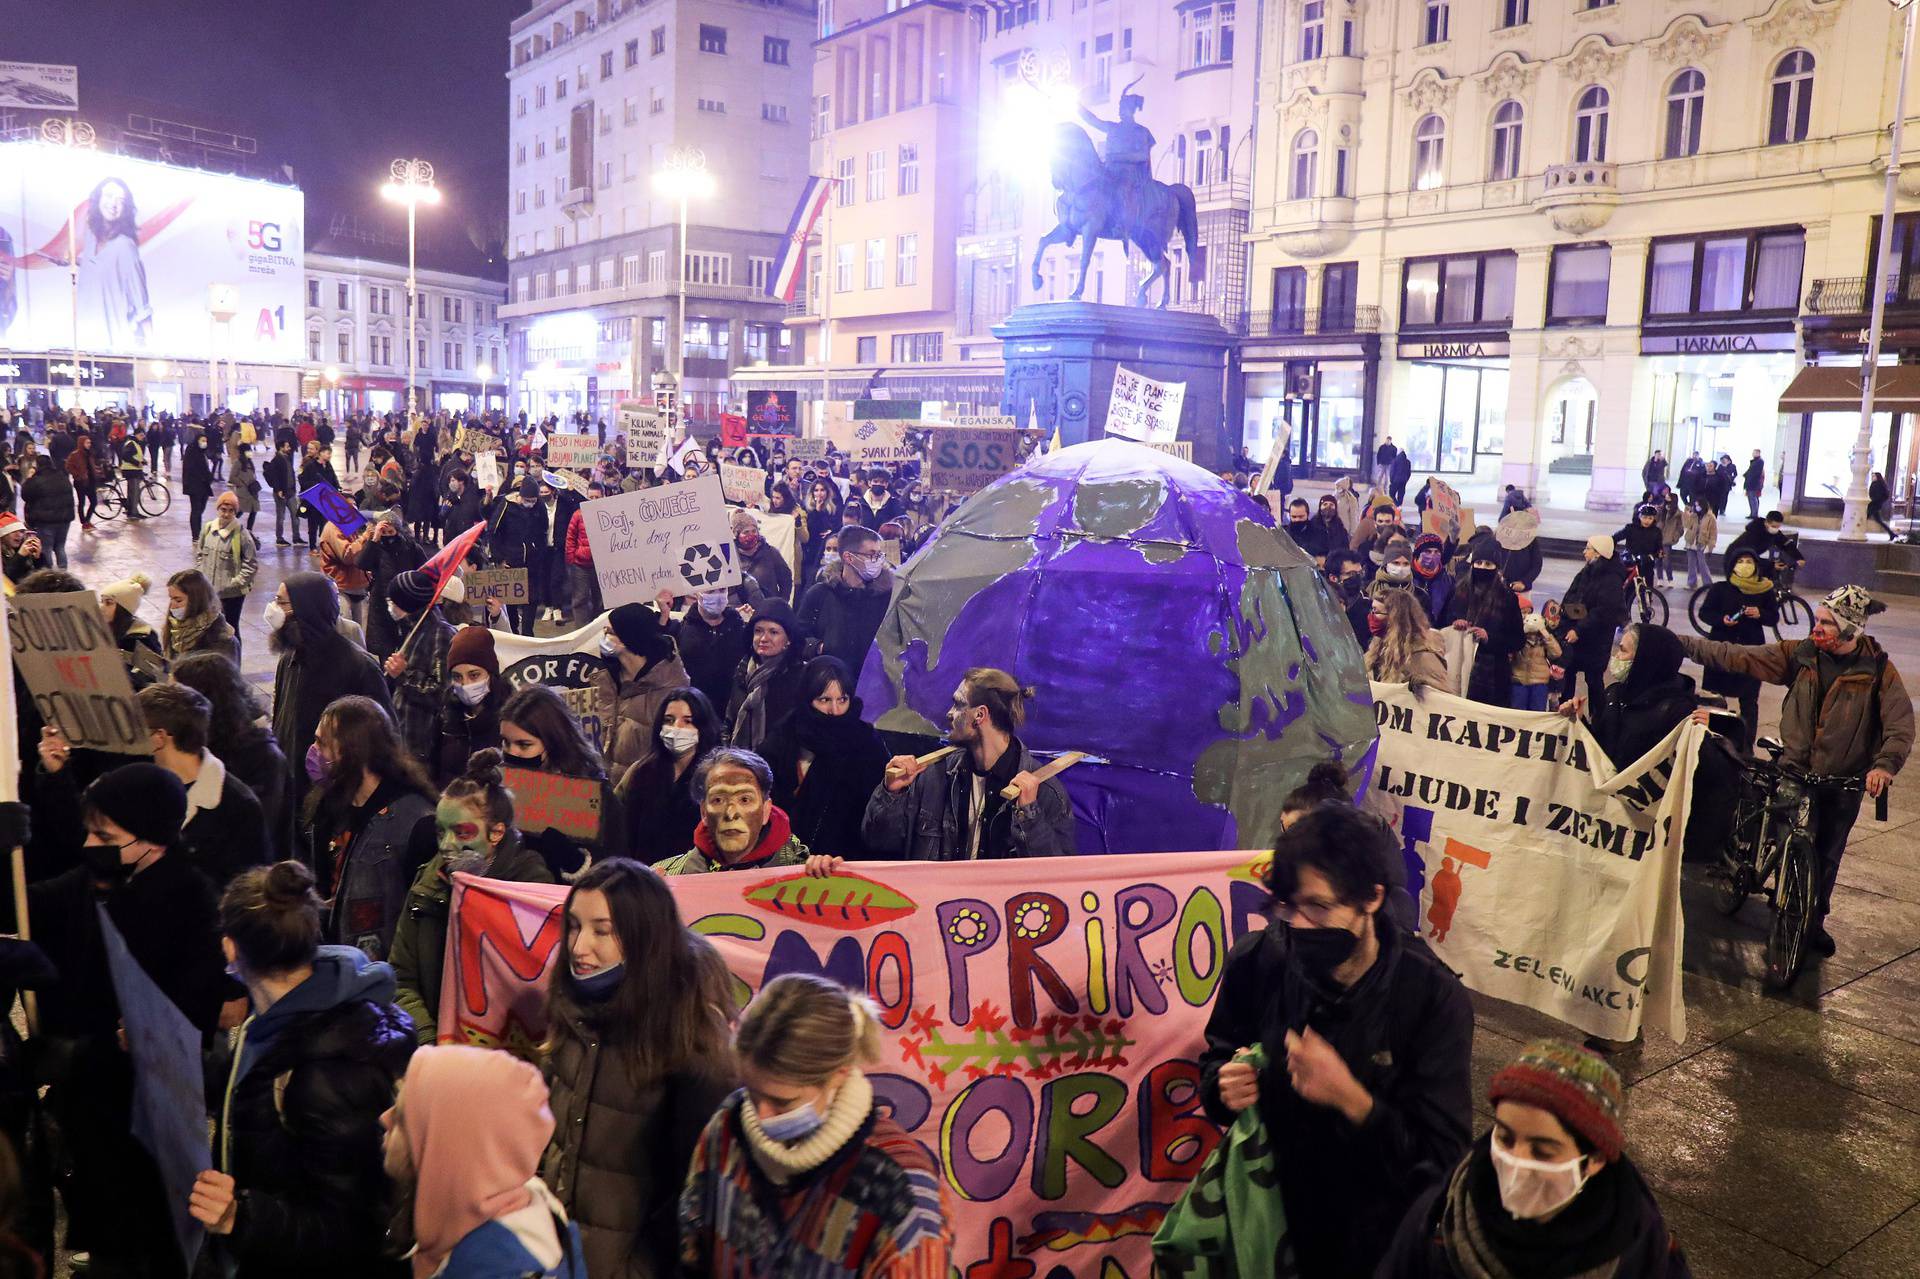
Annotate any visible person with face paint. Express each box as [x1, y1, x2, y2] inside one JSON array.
[[191, 861, 415, 1279], [622, 687, 725, 862], [1379, 1041, 1693, 1278], [498, 685, 631, 873], [1675, 585, 1912, 954], [1200, 803, 1473, 1278], [1555, 535, 1629, 702], [795, 524, 894, 675], [654, 748, 810, 874], [26, 762, 229, 1277], [390, 751, 555, 1043], [681, 973, 952, 1277]]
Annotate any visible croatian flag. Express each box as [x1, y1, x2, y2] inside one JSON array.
[[768, 176, 833, 302]]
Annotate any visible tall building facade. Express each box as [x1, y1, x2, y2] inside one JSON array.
[[1245, 0, 1918, 517], [502, 0, 815, 424]]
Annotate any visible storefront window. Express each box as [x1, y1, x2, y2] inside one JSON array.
[[1478, 368, 1508, 454], [1241, 361, 1368, 473], [1802, 411, 1895, 505], [1318, 364, 1365, 469], [1438, 371, 1477, 471], [1404, 362, 1504, 473]]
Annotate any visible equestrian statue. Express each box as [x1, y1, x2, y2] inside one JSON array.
[[1032, 78, 1202, 309]]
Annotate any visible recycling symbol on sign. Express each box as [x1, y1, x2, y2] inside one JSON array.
[[681, 542, 727, 586]]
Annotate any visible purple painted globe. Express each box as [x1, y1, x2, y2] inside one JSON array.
[[856, 439, 1378, 853]]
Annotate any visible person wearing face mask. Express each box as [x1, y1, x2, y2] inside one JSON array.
[[542, 858, 736, 1277], [486, 477, 547, 634], [531, 472, 580, 625], [760, 657, 889, 861], [801, 478, 843, 585], [1696, 549, 1777, 753], [435, 625, 511, 786], [857, 469, 906, 527], [1723, 508, 1805, 581], [1558, 623, 1698, 775], [1365, 587, 1449, 694], [381, 569, 456, 765], [564, 480, 605, 623], [499, 685, 630, 873], [1438, 534, 1524, 707], [621, 688, 724, 862], [1365, 535, 1416, 608], [1379, 1041, 1693, 1278], [184, 426, 217, 539], [725, 599, 809, 753], [1200, 804, 1472, 1279], [1674, 586, 1911, 955], [1555, 535, 1629, 703], [1407, 532, 1454, 622], [161, 567, 239, 664], [24, 763, 230, 1278], [796, 524, 894, 676], [590, 601, 691, 784], [669, 587, 752, 715], [190, 861, 416, 1279], [391, 751, 555, 1043], [268, 573, 393, 808], [1280, 498, 1326, 564], [655, 748, 810, 874], [681, 972, 952, 1277], [731, 508, 794, 604]]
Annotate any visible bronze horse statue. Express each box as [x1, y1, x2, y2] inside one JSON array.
[[1031, 123, 1202, 309]]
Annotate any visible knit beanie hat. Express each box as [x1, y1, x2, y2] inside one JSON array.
[[608, 602, 672, 659], [388, 569, 437, 613], [84, 762, 188, 849], [1489, 1039, 1626, 1160], [749, 597, 805, 647], [100, 571, 151, 617], [1382, 534, 1413, 565], [446, 625, 500, 678], [1824, 584, 1884, 635], [1586, 534, 1615, 560]]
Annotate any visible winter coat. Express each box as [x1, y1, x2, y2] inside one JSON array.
[[1587, 670, 1698, 771], [388, 610, 455, 765], [1510, 623, 1561, 687], [195, 519, 260, 597], [736, 537, 793, 604], [1440, 578, 1525, 707], [162, 611, 238, 664], [672, 610, 749, 717], [21, 464, 74, 525], [438, 1203, 586, 1279], [1658, 503, 1684, 551], [263, 451, 296, 498], [1699, 582, 1776, 699], [317, 787, 437, 961], [723, 652, 808, 754], [621, 754, 704, 864], [1744, 457, 1765, 494], [1613, 519, 1665, 564], [487, 497, 543, 568], [207, 947, 415, 1279], [796, 571, 894, 677], [759, 704, 891, 859], [390, 832, 553, 1043], [183, 440, 215, 498], [1198, 922, 1473, 1279], [271, 625, 391, 811], [1682, 508, 1717, 551], [232, 453, 261, 514], [435, 685, 505, 788], [592, 654, 692, 783], [861, 739, 1077, 860], [360, 528, 429, 660], [541, 1021, 734, 1279], [442, 487, 485, 540], [1367, 629, 1450, 691], [1558, 557, 1628, 661], [565, 508, 593, 568]]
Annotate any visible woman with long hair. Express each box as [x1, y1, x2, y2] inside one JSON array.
[[621, 686, 724, 862], [757, 657, 889, 859], [303, 695, 436, 960], [725, 600, 808, 753], [79, 176, 152, 348], [499, 684, 630, 873], [1365, 588, 1448, 692], [162, 568, 238, 664], [802, 478, 842, 586], [541, 858, 736, 1278]]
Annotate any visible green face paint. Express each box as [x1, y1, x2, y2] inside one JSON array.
[[437, 799, 493, 874]]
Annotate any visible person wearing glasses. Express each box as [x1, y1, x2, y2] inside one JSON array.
[[797, 523, 895, 675], [1198, 803, 1473, 1278]]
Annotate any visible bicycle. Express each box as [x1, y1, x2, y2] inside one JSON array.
[[94, 469, 173, 520], [1618, 551, 1669, 627], [1688, 538, 1811, 642], [1716, 736, 1879, 988]]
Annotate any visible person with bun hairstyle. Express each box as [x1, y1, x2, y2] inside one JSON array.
[[390, 750, 556, 1043], [541, 858, 736, 1278], [189, 861, 416, 1278], [1280, 759, 1418, 935], [499, 685, 630, 876], [435, 625, 513, 787], [858, 667, 1075, 860], [679, 973, 952, 1277]]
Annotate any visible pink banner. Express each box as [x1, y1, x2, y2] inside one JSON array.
[[441, 851, 1274, 1277]]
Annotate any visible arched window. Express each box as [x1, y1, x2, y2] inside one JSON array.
[[1664, 68, 1704, 159], [1412, 113, 1446, 190], [1573, 85, 1609, 163], [1768, 51, 1814, 145], [1291, 128, 1319, 199], [1489, 100, 1524, 181]]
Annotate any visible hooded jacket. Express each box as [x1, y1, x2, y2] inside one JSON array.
[[271, 572, 393, 808], [860, 739, 1077, 860], [759, 702, 891, 859], [1558, 555, 1629, 661], [210, 946, 416, 1279], [735, 535, 793, 604], [671, 608, 749, 717], [592, 650, 693, 783], [796, 568, 894, 676], [1586, 625, 1698, 770]]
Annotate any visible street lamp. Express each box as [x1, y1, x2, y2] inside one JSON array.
[[42, 116, 96, 409], [476, 361, 493, 416], [380, 158, 442, 419], [651, 148, 715, 425], [323, 364, 340, 415]]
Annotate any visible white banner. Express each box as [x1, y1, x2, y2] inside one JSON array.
[[0, 63, 78, 111], [1106, 365, 1185, 443], [580, 472, 741, 605], [490, 616, 611, 751], [1364, 682, 1696, 1043], [0, 140, 303, 362], [545, 432, 598, 469]]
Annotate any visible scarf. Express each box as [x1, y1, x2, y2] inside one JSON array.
[[730, 653, 793, 749], [166, 610, 218, 660], [738, 1069, 874, 1185], [690, 804, 794, 869], [1731, 569, 1774, 596], [792, 701, 872, 761], [1438, 1140, 1639, 1279]]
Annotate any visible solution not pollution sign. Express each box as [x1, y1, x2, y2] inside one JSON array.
[[11, 590, 151, 753]]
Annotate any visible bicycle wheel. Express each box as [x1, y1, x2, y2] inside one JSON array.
[[1772, 593, 1812, 643], [141, 479, 172, 516], [1766, 824, 1818, 989], [95, 485, 122, 519], [1641, 585, 1669, 628], [1716, 798, 1761, 915], [1687, 585, 1713, 635]]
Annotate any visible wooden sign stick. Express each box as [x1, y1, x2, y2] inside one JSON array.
[[1000, 751, 1093, 801], [886, 745, 957, 786]]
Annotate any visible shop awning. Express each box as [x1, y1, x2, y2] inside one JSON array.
[[1777, 365, 1920, 413]]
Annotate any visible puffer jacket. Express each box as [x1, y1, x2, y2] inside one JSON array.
[[1675, 634, 1914, 777], [195, 520, 260, 597], [565, 507, 593, 568], [860, 739, 1076, 860], [590, 654, 691, 782], [208, 946, 416, 1279], [21, 464, 74, 525], [541, 1021, 734, 1279], [1510, 623, 1561, 687]]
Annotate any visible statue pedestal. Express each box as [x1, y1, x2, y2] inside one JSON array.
[[994, 302, 1235, 473]]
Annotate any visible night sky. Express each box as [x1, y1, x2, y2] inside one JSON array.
[[10, 0, 523, 264]]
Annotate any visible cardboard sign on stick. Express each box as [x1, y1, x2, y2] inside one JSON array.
[[10, 590, 151, 754], [502, 767, 603, 841], [546, 432, 598, 469]]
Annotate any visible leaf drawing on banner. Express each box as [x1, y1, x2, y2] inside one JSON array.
[[1020, 1203, 1173, 1254], [900, 1005, 1135, 1089], [741, 872, 919, 929]]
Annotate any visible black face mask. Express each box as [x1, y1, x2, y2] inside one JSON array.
[[80, 839, 134, 891], [1289, 923, 1360, 982], [1471, 566, 1498, 583], [1337, 575, 1364, 601]]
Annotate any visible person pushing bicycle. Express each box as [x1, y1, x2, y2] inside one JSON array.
[[1676, 585, 1911, 956]]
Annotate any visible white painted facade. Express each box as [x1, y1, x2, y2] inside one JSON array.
[[303, 253, 508, 415]]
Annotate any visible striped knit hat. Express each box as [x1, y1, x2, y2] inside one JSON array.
[[1489, 1040, 1625, 1160]]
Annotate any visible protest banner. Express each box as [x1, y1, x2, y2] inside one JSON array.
[[1106, 366, 1186, 443], [546, 432, 598, 469], [298, 481, 365, 536], [99, 907, 208, 1272], [580, 473, 741, 605], [720, 413, 749, 447], [785, 435, 829, 462], [828, 417, 917, 467], [502, 767, 604, 841], [464, 567, 530, 606], [10, 590, 150, 753], [1365, 681, 1695, 1042], [455, 426, 494, 455], [745, 389, 797, 435], [948, 414, 1019, 430], [719, 461, 765, 506], [492, 617, 610, 750], [442, 851, 1268, 1278], [927, 425, 1020, 494], [473, 450, 501, 493], [1427, 478, 1463, 540], [619, 402, 670, 468]]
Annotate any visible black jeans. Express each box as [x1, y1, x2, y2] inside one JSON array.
[[1811, 782, 1866, 925], [221, 593, 245, 654], [187, 494, 207, 540], [76, 481, 97, 523]]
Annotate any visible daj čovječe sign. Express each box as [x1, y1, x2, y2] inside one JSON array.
[[579, 472, 741, 605]]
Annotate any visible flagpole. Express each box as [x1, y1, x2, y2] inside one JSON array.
[[0, 585, 36, 1035], [820, 132, 834, 436]]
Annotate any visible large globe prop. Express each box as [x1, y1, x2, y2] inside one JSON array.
[[856, 439, 1378, 852]]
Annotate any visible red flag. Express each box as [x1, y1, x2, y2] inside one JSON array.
[[720, 413, 748, 448], [420, 519, 487, 608]]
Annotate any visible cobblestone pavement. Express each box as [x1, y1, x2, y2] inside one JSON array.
[[47, 460, 1920, 1278]]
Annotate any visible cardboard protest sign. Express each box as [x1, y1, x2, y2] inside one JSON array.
[[299, 482, 365, 536], [1428, 478, 1463, 540], [828, 417, 916, 467], [10, 590, 151, 753], [502, 766, 604, 841], [1106, 365, 1186, 443], [618, 402, 669, 468], [947, 414, 1019, 429], [546, 432, 598, 469], [785, 436, 829, 462], [1146, 440, 1195, 462], [465, 567, 530, 606], [1366, 681, 1695, 1042], [473, 451, 501, 493], [719, 462, 765, 506], [580, 473, 741, 605], [927, 426, 1020, 494], [443, 851, 1265, 1275], [455, 427, 494, 455], [492, 617, 611, 750], [881, 537, 902, 566]]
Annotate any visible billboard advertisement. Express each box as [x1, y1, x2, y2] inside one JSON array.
[[0, 141, 304, 364], [0, 63, 78, 111]]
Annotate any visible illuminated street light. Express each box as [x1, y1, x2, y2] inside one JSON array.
[[380, 158, 442, 417]]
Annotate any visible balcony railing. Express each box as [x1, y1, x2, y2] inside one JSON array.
[[1805, 274, 1919, 316], [1236, 305, 1381, 338]]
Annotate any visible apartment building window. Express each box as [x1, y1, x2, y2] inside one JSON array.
[[1333, 146, 1352, 196], [620, 96, 637, 125], [764, 36, 789, 65], [857, 336, 877, 363], [835, 156, 856, 205], [892, 332, 942, 362], [762, 103, 789, 123], [337, 282, 350, 309], [1581, 0, 1614, 8], [867, 149, 886, 200], [647, 250, 665, 280], [1401, 251, 1518, 327], [624, 38, 639, 67], [835, 243, 855, 291], [1548, 244, 1611, 323], [441, 296, 451, 322], [650, 87, 664, 114], [748, 256, 774, 292], [814, 95, 830, 138], [1499, 0, 1528, 27], [515, 143, 527, 166], [1573, 86, 1610, 163], [516, 95, 526, 117], [307, 278, 320, 307], [337, 332, 351, 362], [697, 98, 726, 114], [1489, 100, 1524, 180], [650, 26, 665, 55], [1272, 266, 1308, 332], [685, 252, 732, 285], [536, 85, 546, 107], [307, 330, 321, 361], [556, 125, 568, 151], [535, 139, 547, 159], [896, 233, 918, 286], [1422, 0, 1448, 45], [865, 238, 884, 289], [1646, 228, 1805, 315], [534, 187, 547, 207], [621, 255, 641, 287], [594, 260, 613, 290], [1664, 69, 1705, 159], [369, 335, 382, 365], [556, 76, 568, 100], [1412, 114, 1446, 189], [887, 144, 916, 197], [1322, 261, 1358, 327], [1768, 51, 1814, 145], [1092, 33, 1113, 98], [1290, 130, 1317, 199], [600, 108, 613, 135], [554, 267, 571, 296], [1300, 0, 1324, 61], [699, 24, 727, 54], [418, 337, 428, 368], [600, 51, 614, 78], [1180, 4, 1233, 69]]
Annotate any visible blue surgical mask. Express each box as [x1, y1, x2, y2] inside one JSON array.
[[759, 1100, 826, 1143], [570, 961, 625, 1002]]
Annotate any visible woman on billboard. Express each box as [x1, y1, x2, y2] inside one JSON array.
[[80, 176, 153, 349]]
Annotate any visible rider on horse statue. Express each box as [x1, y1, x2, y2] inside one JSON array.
[[1077, 83, 1155, 195]]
